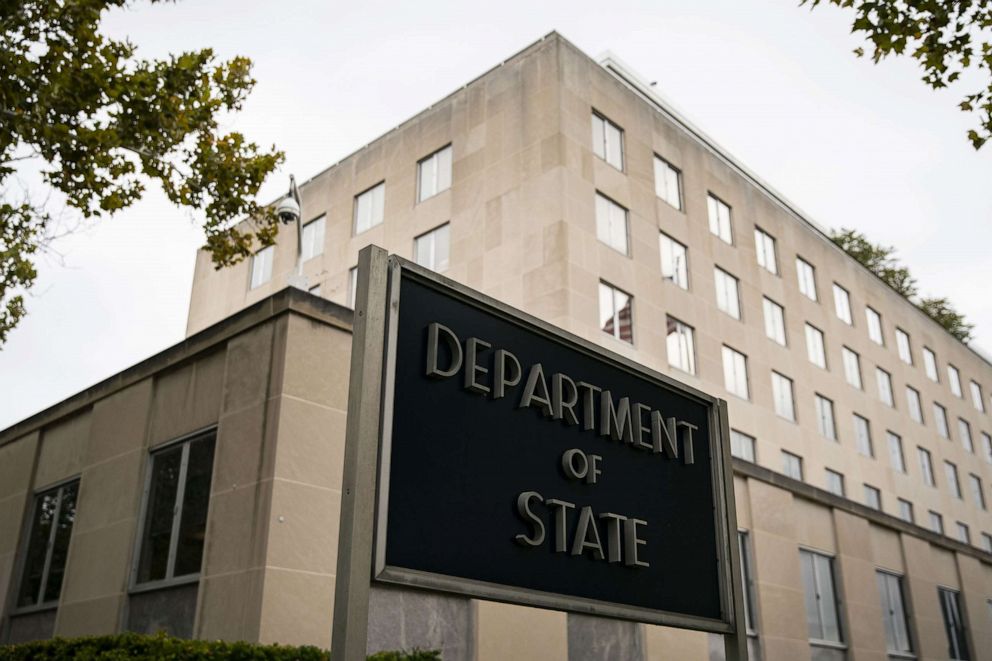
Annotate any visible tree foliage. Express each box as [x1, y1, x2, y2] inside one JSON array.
[[801, 0, 992, 149], [830, 227, 974, 342], [0, 0, 284, 345]]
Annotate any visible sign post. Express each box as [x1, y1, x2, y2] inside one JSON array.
[[332, 246, 746, 659]]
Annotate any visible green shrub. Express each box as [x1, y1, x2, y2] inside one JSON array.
[[0, 632, 440, 660]]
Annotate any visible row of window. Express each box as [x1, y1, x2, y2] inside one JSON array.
[[249, 143, 454, 290], [592, 108, 991, 423], [737, 530, 971, 658], [15, 429, 216, 611], [731, 427, 992, 550]]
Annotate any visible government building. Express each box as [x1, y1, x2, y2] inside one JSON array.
[[2, 32, 991, 660]]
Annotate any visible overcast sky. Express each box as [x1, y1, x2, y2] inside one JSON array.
[[2, 0, 990, 429]]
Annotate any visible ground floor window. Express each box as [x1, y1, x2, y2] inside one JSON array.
[[17, 480, 79, 608]]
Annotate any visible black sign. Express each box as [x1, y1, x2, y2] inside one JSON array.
[[373, 263, 737, 631]]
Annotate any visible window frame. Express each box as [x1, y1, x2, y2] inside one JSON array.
[[948, 364, 963, 398], [877, 570, 913, 655], [653, 154, 682, 210], [969, 381, 985, 412], [866, 306, 884, 345], [413, 222, 451, 273], [919, 447, 936, 487], [417, 144, 453, 202], [854, 414, 874, 458], [923, 347, 940, 382], [799, 548, 844, 645], [722, 345, 750, 400], [938, 586, 970, 661], [707, 193, 734, 244], [714, 266, 742, 320], [300, 214, 326, 262], [591, 111, 624, 171], [815, 394, 837, 440], [895, 327, 913, 365], [594, 191, 630, 255], [825, 469, 845, 497], [771, 371, 796, 422], [782, 450, 804, 481], [832, 283, 852, 324], [906, 385, 924, 424], [13, 477, 80, 613], [249, 245, 274, 290], [876, 367, 894, 407], [762, 296, 787, 346], [887, 431, 906, 473], [598, 280, 634, 344], [130, 427, 217, 593], [754, 226, 778, 274], [805, 323, 827, 369], [864, 484, 882, 510], [665, 315, 696, 375], [353, 181, 386, 235], [659, 232, 689, 290], [731, 430, 757, 462], [796, 257, 818, 301], [842, 346, 862, 389]]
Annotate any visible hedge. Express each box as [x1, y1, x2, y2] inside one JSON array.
[[0, 632, 441, 660]]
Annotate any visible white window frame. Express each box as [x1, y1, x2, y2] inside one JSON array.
[[934, 402, 950, 439], [864, 484, 882, 510], [945, 461, 962, 499], [877, 571, 913, 655], [948, 364, 963, 397], [895, 328, 913, 365], [763, 297, 786, 346], [300, 215, 326, 262], [666, 316, 696, 375], [598, 281, 633, 344], [970, 381, 985, 412], [249, 245, 274, 290], [591, 112, 624, 170], [707, 193, 733, 244], [731, 430, 756, 462], [417, 144, 453, 202], [825, 469, 845, 496], [659, 233, 688, 290], [958, 418, 974, 453], [800, 549, 843, 644], [842, 347, 862, 389], [982, 432, 992, 465], [771, 371, 796, 422], [815, 394, 836, 440], [969, 474, 986, 510], [897, 499, 914, 523], [354, 181, 385, 235], [754, 227, 778, 274], [796, 257, 817, 301], [714, 267, 741, 320], [805, 323, 827, 369], [413, 223, 451, 273], [854, 414, 873, 457], [919, 447, 936, 487], [887, 431, 906, 473], [930, 510, 944, 534], [876, 367, 894, 407], [833, 283, 852, 324], [782, 451, 804, 480], [866, 306, 884, 345], [906, 386, 924, 424], [722, 345, 749, 400], [653, 155, 682, 210], [923, 347, 939, 382], [595, 192, 629, 255]]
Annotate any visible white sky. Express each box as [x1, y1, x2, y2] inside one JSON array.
[[2, 0, 990, 429]]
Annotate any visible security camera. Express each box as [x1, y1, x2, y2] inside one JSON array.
[[276, 195, 300, 224]]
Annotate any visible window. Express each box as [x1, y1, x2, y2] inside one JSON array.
[[354, 182, 385, 234], [805, 324, 826, 368], [876, 367, 894, 407], [982, 533, 992, 553], [754, 227, 778, 274], [945, 461, 962, 499], [417, 144, 452, 201], [771, 371, 796, 421], [897, 499, 914, 523], [595, 193, 629, 254], [948, 364, 963, 397], [825, 469, 845, 496], [796, 257, 817, 301], [348, 266, 358, 308], [887, 431, 906, 473], [939, 587, 970, 660], [722, 346, 749, 399], [763, 297, 786, 345], [591, 112, 624, 170], [731, 430, 756, 461], [957, 522, 971, 545], [919, 447, 936, 487], [666, 317, 696, 374], [895, 328, 913, 364], [877, 572, 913, 655], [598, 282, 633, 344], [738, 532, 758, 635], [866, 306, 884, 345], [854, 414, 873, 457], [300, 215, 326, 262], [934, 402, 950, 439], [653, 155, 682, 210], [930, 510, 944, 534], [16, 480, 79, 608], [959, 418, 974, 453], [714, 267, 741, 319], [982, 432, 992, 464], [136, 429, 217, 585], [782, 451, 803, 480], [970, 474, 986, 510], [414, 223, 450, 272], [906, 386, 924, 424], [659, 233, 688, 289], [707, 194, 733, 243], [800, 550, 842, 643], [970, 381, 985, 412], [924, 347, 939, 381], [864, 484, 882, 510], [833, 284, 852, 324], [842, 347, 862, 389], [815, 394, 836, 440], [249, 245, 273, 290]]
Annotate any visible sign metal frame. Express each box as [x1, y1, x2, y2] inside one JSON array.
[[332, 246, 746, 659]]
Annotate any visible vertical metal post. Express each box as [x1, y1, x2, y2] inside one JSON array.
[[718, 399, 748, 661], [331, 245, 389, 661]]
